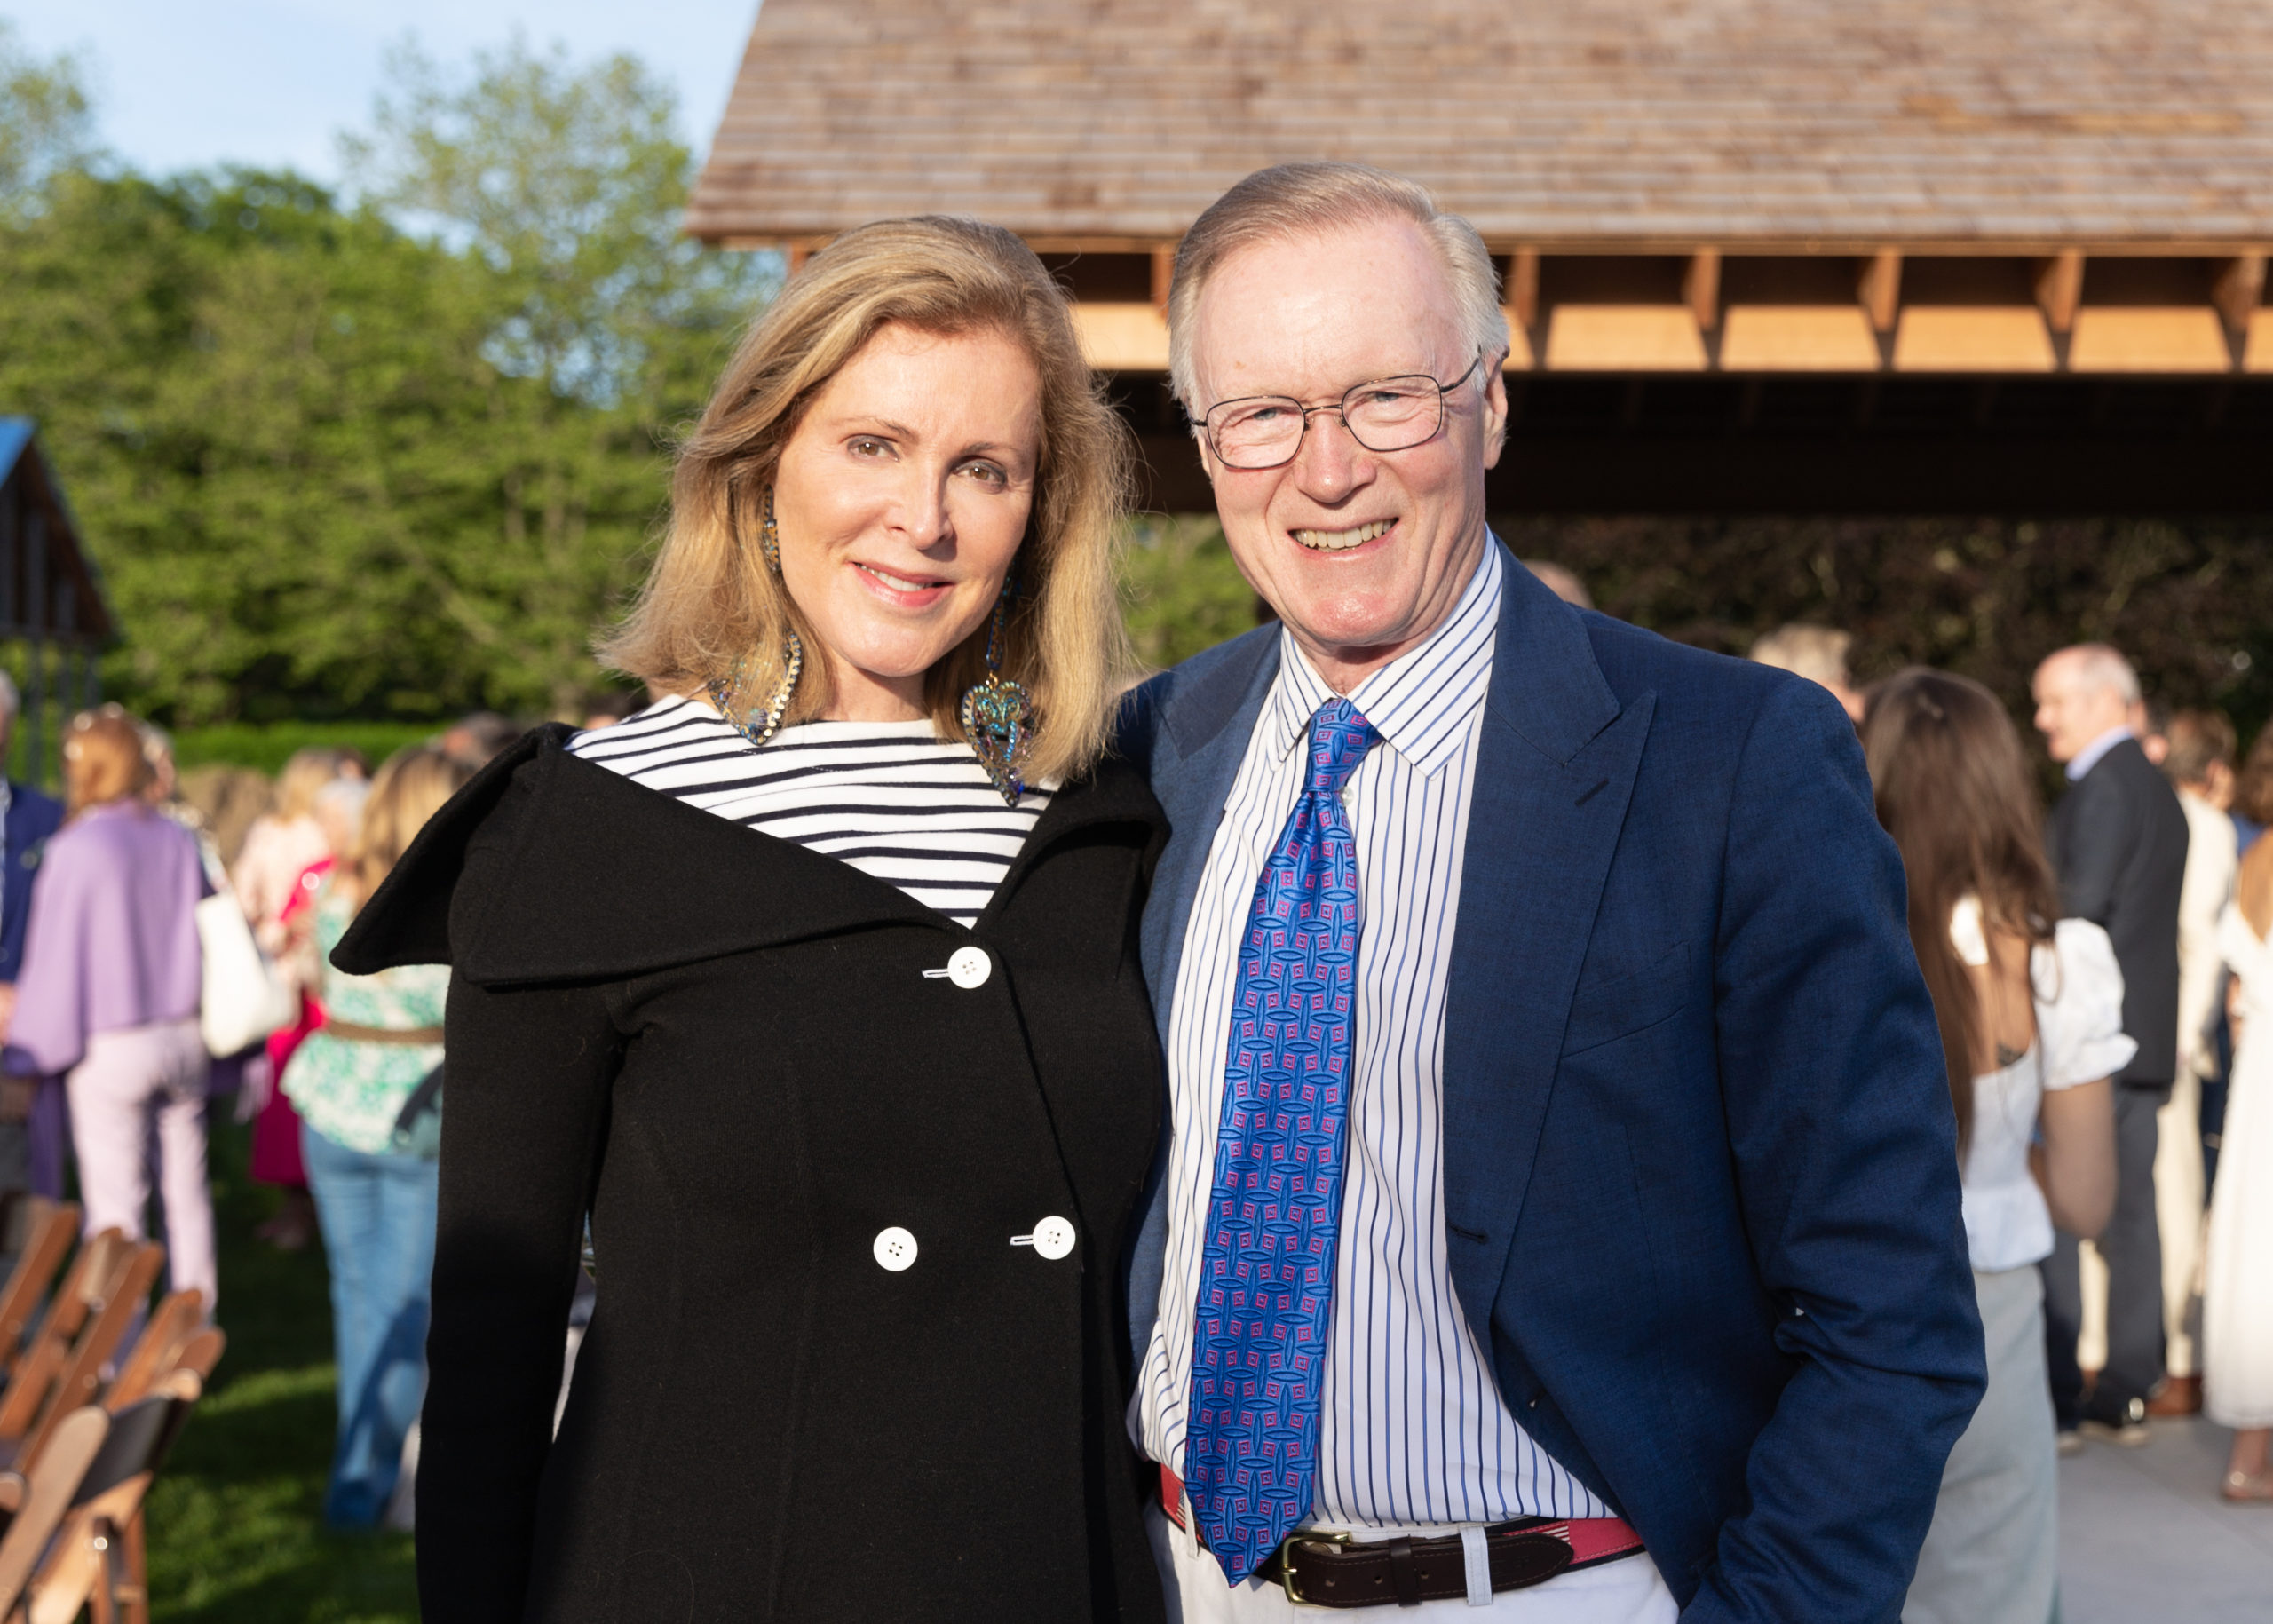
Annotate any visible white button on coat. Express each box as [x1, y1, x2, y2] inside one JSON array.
[[946, 946, 991, 989], [1026, 1216, 1077, 1261], [872, 1227, 918, 1271]]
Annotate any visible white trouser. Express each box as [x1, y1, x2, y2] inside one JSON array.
[[65, 1019, 218, 1308], [1147, 1504, 1678, 1623]]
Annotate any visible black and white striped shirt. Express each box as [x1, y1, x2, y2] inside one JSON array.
[[566, 696, 1051, 928]]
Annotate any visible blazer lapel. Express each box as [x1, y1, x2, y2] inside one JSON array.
[[1136, 628, 1282, 1049], [1442, 559, 1655, 1327]]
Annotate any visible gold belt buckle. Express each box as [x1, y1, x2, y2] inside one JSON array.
[[1278, 1529, 1353, 1607]]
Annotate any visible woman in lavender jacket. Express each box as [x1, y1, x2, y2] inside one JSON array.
[[4, 708, 216, 1307]]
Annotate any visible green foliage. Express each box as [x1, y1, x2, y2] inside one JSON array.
[[1120, 515, 1263, 670], [1500, 513, 2273, 744], [170, 720, 443, 776], [145, 1123, 417, 1622], [0, 21, 93, 214], [0, 40, 773, 726]]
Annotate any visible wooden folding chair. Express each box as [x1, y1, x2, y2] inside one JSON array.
[[99, 1292, 204, 1414], [14, 1373, 203, 1624], [0, 1406, 108, 1623], [102, 1322, 223, 1624], [0, 1207, 78, 1380], [0, 1232, 162, 1478], [10, 1241, 162, 1475]]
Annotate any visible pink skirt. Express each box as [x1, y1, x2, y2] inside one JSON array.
[[252, 994, 321, 1188]]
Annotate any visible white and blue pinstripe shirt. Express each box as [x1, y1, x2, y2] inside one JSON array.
[[1137, 543, 1612, 1530]]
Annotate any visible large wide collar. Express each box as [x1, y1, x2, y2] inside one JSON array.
[[337, 723, 1164, 986]]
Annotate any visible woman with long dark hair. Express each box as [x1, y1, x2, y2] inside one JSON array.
[[1863, 669, 2120, 1623]]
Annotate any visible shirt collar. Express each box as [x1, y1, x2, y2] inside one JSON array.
[[2066, 724, 2134, 782], [1262, 538, 1504, 777]]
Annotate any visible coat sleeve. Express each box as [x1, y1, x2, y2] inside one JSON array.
[[1685, 678, 1986, 1624], [416, 970, 619, 1620]]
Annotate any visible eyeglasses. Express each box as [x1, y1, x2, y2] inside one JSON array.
[[1198, 352, 1486, 471]]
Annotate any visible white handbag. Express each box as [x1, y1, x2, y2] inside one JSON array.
[[195, 887, 296, 1058]]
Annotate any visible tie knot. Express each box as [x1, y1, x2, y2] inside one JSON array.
[[1304, 699, 1378, 796]]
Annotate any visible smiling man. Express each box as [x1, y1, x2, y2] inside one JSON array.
[[1118, 164, 1985, 1622]]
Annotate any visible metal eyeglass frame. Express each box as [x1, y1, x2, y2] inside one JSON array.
[[1197, 350, 1488, 471]]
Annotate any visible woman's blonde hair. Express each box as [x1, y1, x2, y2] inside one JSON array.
[[597, 215, 1136, 786], [275, 747, 345, 821], [61, 708, 148, 818], [342, 747, 471, 914]]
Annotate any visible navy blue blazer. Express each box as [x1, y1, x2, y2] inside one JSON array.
[[1, 780, 62, 984], [1120, 550, 1984, 1622]]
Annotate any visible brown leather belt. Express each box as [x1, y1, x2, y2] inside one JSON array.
[[1161, 1466, 1646, 1608], [321, 1020, 444, 1045]]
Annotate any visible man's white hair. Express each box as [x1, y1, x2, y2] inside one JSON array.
[[2049, 642, 2142, 705], [0, 670, 16, 720], [1165, 162, 1509, 412]]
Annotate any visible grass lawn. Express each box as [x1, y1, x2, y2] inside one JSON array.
[[143, 1119, 419, 1621]]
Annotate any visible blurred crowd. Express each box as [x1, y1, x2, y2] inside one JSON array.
[[4, 584, 2271, 1592], [1741, 614, 2273, 1550], [0, 693, 627, 1533]]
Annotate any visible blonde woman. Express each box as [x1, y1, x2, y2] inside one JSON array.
[[7, 709, 215, 1307], [233, 746, 344, 954], [281, 746, 470, 1528], [338, 218, 1168, 1621]]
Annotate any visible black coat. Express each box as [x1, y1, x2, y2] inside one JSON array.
[[2047, 736, 2190, 1088], [335, 726, 1171, 1624]]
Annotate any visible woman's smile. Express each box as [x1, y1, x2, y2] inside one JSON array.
[[850, 558, 956, 608]]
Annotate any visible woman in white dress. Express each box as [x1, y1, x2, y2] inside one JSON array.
[[2206, 830, 2273, 1498], [1863, 670, 2124, 1624]]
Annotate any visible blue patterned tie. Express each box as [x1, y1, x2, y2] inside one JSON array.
[[1186, 698, 1378, 1582]]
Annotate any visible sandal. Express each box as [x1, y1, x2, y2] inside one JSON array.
[[2221, 1470, 2273, 1501]]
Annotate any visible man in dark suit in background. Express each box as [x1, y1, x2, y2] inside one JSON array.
[[2033, 643, 2190, 1447]]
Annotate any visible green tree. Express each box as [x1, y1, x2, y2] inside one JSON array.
[[1120, 515, 1263, 671], [0, 38, 774, 725], [339, 38, 778, 714], [0, 20, 94, 215]]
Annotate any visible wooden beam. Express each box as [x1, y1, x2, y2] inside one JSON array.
[[1543, 307, 1709, 371], [1683, 249, 1722, 332], [2035, 250, 2086, 333], [1507, 250, 1540, 331], [786, 242, 812, 277], [1719, 306, 1881, 370], [1151, 246, 1175, 313], [1859, 250, 1903, 333], [2214, 253, 2268, 334], [2069, 308, 2231, 373], [1892, 308, 2057, 372]]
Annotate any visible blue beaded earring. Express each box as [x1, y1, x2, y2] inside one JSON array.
[[709, 486, 803, 748], [961, 576, 1032, 805]]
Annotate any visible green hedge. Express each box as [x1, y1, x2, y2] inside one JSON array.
[[170, 721, 447, 778]]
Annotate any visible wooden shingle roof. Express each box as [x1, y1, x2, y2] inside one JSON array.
[[688, 0, 2273, 250]]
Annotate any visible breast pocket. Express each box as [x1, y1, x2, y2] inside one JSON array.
[[1561, 941, 1690, 1057]]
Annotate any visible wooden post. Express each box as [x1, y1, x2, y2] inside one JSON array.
[[23, 636, 43, 792], [2214, 253, 2267, 335], [1859, 250, 1903, 333], [1507, 250, 1540, 332], [1683, 249, 1722, 332], [1151, 245, 1176, 313], [2035, 250, 2086, 334], [23, 508, 44, 788]]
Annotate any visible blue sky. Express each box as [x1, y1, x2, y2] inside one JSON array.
[[5, 1, 762, 182]]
